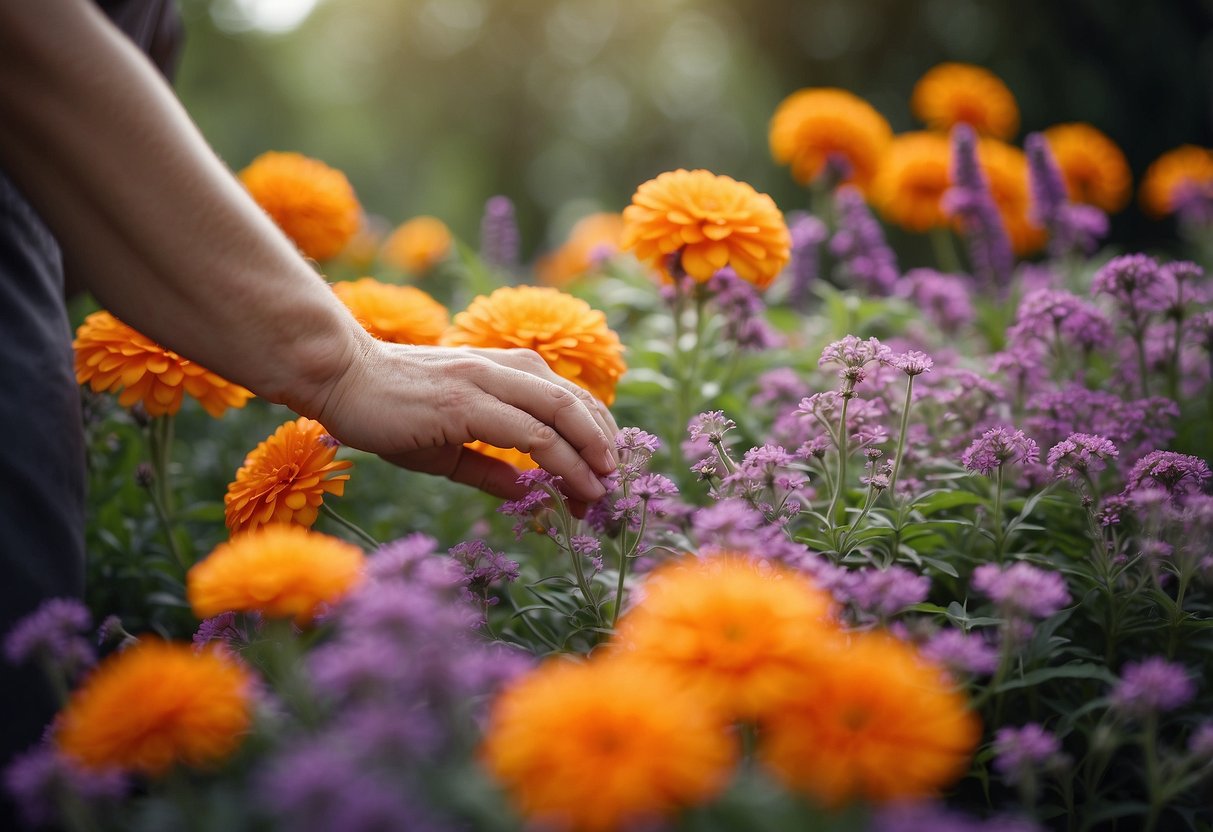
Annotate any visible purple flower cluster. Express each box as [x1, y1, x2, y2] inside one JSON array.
[[920, 628, 1000, 677], [872, 803, 1043, 832], [944, 123, 1014, 289], [690, 497, 817, 570], [1123, 450, 1211, 499], [479, 195, 520, 271], [3, 598, 95, 680], [448, 540, 520, 614], [1110, 656, 1197, 716], [1007, 289, 1113, 355], [1047, 433, 1119, 482], [899, 269, 976, 334], [1025, 387, 1177, 468], [830, 185, 900, 296], [1092, 254, 1177, 328], [1025, 132, 1108, 257], [993, 723, 1064, 785], [818, 335, 893, 387], [785, 212, 828, 309], [961, 427, 1040, 475], [971, 562, 1071, 618], [3, 746, 126, 829], [843, 565, 930, 618], [706, 268, 782, 350]]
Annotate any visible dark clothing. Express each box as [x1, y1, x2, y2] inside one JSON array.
[[0, 3, 182, 827]]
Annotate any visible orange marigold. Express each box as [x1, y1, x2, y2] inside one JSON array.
[[464, 441, 538, 472], [440, 285, 626, 406], [872, 131, 954, 232], [332, 277, 449, 345], [977, 137, 1047, 256], [911, 63, 1020, 140], [621, 169, 791, 288], [224, 417, 353, 533], [614, 555, 836, 720], [56, 640, 253, 776], [759, 631, 980, 807], [769, 88, 893, 194], [481, 657, 735, 832], [379, 215, 453, 274], [74, 311, 253, 418], [1139, 145, 1213, 219], [536, 212, 625, 287], [239, 151, 361, 262], [1042, 123, 1132, 214], [188, 524, 365, 623]]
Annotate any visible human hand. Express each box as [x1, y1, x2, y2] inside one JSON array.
[[310, 339, 619, 502]]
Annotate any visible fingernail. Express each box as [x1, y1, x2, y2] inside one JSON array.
[[601, 449, 617, 473]]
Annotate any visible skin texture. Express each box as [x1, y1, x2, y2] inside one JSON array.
[[0, 0, 617, 502]]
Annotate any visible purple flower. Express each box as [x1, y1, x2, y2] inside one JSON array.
[[448, 540, 520, 605], [899, 269, 975, 333], [690, 498, 816, 569], [1007, 288, 1113, 355], [753, 368, 811, 411], [193, 611, 260, 651], [707, 268, 783, 350], [569, 535, 605, 573], [1092, 253, 1176, 326], [961, 427, 1040, 475], [993, 723, 1063, 785], [1110, 657, 1197, 716], [1025, 387, 1178, 468], [3, 746, 126, 829], [944, 123, 1014, 289], [819, 335, 893, 387], [631, 473, 679, 501], [479, 195, 520, 271], [1188, 722, 1213, 759], [843, 566, 929, 617], [3, 598, 95, 678], [887, 350, 934, 377], [615, 427, 661, 455], [872, 803, 1044, 832], [1124, 450, 1211, 498], [786, 212, 827, 309], [368, 534, 461, 590], [1047, 434, 1119, 482], [829, 185, 899, 296], [1025, 133, 1108, 257], [920, 629, 999, 676], [971, 562, 1071, 618]]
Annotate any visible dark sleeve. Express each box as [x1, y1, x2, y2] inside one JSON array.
[[96, 0, 184, 79]]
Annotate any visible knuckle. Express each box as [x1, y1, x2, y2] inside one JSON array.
[[528, 423, 559, 451]]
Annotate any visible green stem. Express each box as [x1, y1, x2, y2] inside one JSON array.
[[929, 226, 963, 274], [826, 392, 852, 528], [1133, 325, 1151, 399], [147, 415, 186, 570], [319, 502, 380, 550], [993, 464, 1006, 563], [612, 501, 649, 629], [1143, 714, 1163, 832], [886, 374, 916, 502], [506, 591, 559, 652], [545, 485, 600, 623]]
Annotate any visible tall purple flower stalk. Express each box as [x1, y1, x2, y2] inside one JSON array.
[[830, 186, 899, 296], [1025, 132, 1108, 258], [944, 123, 1014, 290], [479, 195, 520, 271], [786, 213, 827, 310]]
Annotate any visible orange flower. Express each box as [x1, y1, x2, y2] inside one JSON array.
[[759, 631, 980, 807], [1042, 123, 1132, 214], [188, 525, 365, 623], [56, 640, 253, 776], [614, 555, 836, 720], [332, 278, 449, 345], [239, 151, 360, 262], [481, 657, 735, 832], [977, 137, 1047, 256], [911, 63, 1019, 140], [621, 169, 791, 288], [440, 285, 626, 406], [872, 132, 953, 232], [1139, 145, 1213, 219], [769, 88, 893, 194], [536, 212, 625, 287], [465, 441, 538, 472], [74, 311, 253, 418], [379, 215, 453, 274], [224, 417, 353, 533]]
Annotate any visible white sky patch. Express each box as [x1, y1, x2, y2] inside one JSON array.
[[213, 0, 323, 35]]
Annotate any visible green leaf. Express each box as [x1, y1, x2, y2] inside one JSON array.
[[994, 663, 1117, 693]]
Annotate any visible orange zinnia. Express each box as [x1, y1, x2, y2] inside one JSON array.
[[74, 310, 253, 418], [379, 215, 454, 274], [614, 555, 836, 720], [239, 151, 361, 262], [188, 525, 365, 623], [440, 285, 626, 406], [464, 441, 539, 472], [224, 417, 353, 533], [56, 640, 253, 776], [977, 137, 1047, 256], [481, 657, 735, 832], [872, 131, 954, 232], [1042, 123, 1132, 214], [911, 63, 1020, 140], [536, 212, 625, 287], [759, 631, 980, 807], [769, 88, 893, 194], [1139, 145, 1213, 219], [621, 169, 791, 288], [332, 278, 449, 345]]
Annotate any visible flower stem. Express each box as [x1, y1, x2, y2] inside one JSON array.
[[146, 415, 186, 570], [930, 226, 963, 274], [319, 503, 380, 550], [993, 464, 1006, 563], [886, 374, 916, 502], [826, 392, 852, 528]]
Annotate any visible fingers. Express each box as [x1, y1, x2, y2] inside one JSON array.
[[380, 445, 529, 502]]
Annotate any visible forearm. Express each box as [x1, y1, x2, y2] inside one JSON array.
[[0, 0, 367, 413]]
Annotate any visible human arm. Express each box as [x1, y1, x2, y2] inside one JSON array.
[[0, 0, 615, 500]]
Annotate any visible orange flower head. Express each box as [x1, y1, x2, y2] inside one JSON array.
[[74, 311, 253, 418], [1042, 123, 1132, 214], [239, 151, 361, 262], [1139, 145, 1213, 219], [911, 63, 1020, 140], [224, 417, 353, 533], [614, 555, 837, 720], [759, 631, 981, 807], [464, 441, 539, 472], [872, 131, 954, 232], [536, 212, 626, 287], [977, 137, 1047, 255], [769, 88, 893, 194], [440, 285, 626, 406], [481, 657, 735, 832], [332, 278, 450, 345], [56, 639, 253, 776], [188, 524, 365, 623], [379, 215, 454, 274], [621, 169, 791, 288]]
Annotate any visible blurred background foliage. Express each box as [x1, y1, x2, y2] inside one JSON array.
[[176, 0, 1213, 263]]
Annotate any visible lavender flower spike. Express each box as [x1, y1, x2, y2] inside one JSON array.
[[944, 123, 1014, 289], [829, 186, 899, 296], [479, 195, 520, 271], [786, 213, 827, 310]]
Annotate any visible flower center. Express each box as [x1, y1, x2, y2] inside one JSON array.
[[274, 463, 300, 483]]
